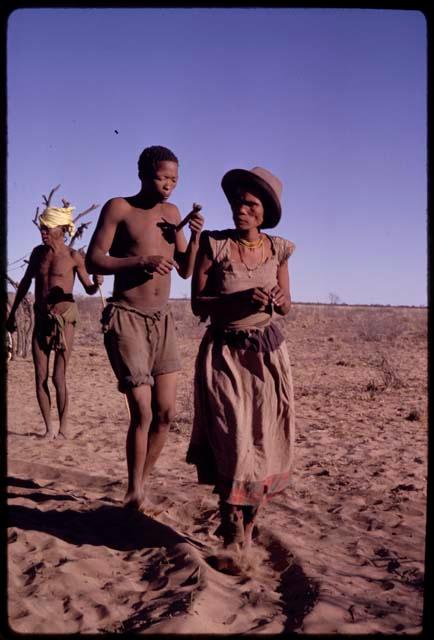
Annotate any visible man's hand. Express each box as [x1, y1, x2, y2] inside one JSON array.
[[92, 274, 104, 286], [6, 315, 17, 333], [141, 255, 179, 275], [176, 203, 204, 237], [187, 210, 204, 236]]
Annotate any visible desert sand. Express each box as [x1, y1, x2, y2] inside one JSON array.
[[6, 299, 427, 634]]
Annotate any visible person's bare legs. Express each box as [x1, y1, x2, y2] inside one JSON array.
[[124, 384, 153, 509], [32, 332, 54, 439], [141, 371, 177, 486], [53, 324, 74, 439]]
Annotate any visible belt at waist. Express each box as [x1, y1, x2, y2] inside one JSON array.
[[208, 321, 284, 352]]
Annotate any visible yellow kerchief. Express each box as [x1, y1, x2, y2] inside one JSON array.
[[39, 207, 76, 237]]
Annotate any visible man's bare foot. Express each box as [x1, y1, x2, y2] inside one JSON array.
[[43, 428, 57, 441], [123, 490, 145, 511], [57, 430, 70, 440]]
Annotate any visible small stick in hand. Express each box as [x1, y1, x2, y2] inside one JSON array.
[[175, 202, 202, 232], [98, 285, 106, 309]]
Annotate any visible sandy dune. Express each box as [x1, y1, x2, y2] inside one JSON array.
[[6, 300, 427, 634]]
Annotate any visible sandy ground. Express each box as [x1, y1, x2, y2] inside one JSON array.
[[6, 300, 428, 634]]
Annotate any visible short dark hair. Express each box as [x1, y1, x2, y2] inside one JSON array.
[[138, 145, 178, 179]]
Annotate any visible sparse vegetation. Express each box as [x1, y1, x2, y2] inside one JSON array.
[[7, 297, 427, 635]]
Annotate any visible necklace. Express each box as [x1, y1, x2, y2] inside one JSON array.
[[237, 240, 265, 278], [236, 234, 263, 250]]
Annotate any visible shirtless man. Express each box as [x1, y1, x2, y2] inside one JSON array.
[[85, 145, 204, 510], [6, 206, 104, 440]]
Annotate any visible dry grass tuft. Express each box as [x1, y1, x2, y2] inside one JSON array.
[[405, 409, 421, 422]]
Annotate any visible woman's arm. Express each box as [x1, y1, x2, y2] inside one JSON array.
[[190, 234, 216, 318], [269, 260, 291, 315]]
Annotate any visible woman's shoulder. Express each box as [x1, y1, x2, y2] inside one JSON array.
[[200, 229, 233, 259], [202, 229, 233, 242], [267, 235, 296, 261]]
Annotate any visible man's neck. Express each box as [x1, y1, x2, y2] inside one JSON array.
[[127, 190, 163, 211], [46, 238, 67, 253]]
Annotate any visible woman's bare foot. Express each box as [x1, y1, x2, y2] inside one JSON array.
[[243, 521, 255, 548], [207, 550, 243, 575], [242, 505, 259, 548]]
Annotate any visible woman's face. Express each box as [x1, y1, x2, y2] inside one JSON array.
[[231, 190, 264, 231]]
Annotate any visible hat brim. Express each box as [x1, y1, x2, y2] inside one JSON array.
[[221, 168, 281, 229]]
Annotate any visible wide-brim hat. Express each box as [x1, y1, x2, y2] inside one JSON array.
[[221, 166, 282, 229]]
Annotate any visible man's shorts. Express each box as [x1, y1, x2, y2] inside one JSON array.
[[101, 302, 181, 392]]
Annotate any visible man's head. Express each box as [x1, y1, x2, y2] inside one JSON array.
[[38, 206, 76, 241], [40, 224, 69, 245], [138, 145, 179, 202]]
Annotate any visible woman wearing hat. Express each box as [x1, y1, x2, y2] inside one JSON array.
[[187, 166, 296, 559]]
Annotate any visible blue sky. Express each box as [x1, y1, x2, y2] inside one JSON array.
[[7, 8, 427, 305]]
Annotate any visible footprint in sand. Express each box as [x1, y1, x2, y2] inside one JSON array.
[[23, 561, 45, 586]]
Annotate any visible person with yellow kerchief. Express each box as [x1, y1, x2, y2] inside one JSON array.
[[6, 201, 104, 440], [38, 206, 77, 238]]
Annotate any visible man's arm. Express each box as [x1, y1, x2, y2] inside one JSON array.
[[174, 206, 204, 280], [85, 199, 142, 275], [6, 250, 37, 332], [85, 199, 145, 275], [74, 250, 104, 295]]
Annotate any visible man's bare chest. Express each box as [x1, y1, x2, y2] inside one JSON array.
[[38, 251, 75, 279], [116, 213, 176, 255]]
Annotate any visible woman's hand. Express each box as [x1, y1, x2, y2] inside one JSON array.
[[269, 284, 290, 314], [269, 285, 286, 306], [250, 287, 272, 310]]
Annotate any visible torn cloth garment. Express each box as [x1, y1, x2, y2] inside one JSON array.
[[186, 322, 296, 506], [33, 301, 79, 352], [101, 300, 181, 392], [186, 229, 296, 507]]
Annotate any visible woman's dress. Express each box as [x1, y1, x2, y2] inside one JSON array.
[[187, 229, 296, 506]]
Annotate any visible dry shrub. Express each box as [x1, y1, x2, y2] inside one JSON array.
[[377, 354, 404, 389], [364, 352, 404, 396], [366, 379, 381, 397], [7, 292, 34, 359], [357, 312, 400, 343], [170, 299, 206, 339], [355, 307, 426, 343], [284, 303, 426, 345], [405, 409, 421, 422]]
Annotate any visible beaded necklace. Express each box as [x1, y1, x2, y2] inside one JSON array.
[[237, 236, 263, 250], [236, 234, 265, 277]]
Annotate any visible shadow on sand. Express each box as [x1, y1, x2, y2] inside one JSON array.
[[7, 500, 187, 552]]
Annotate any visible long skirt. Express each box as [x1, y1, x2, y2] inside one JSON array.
[[186, 322, 296, 506]]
